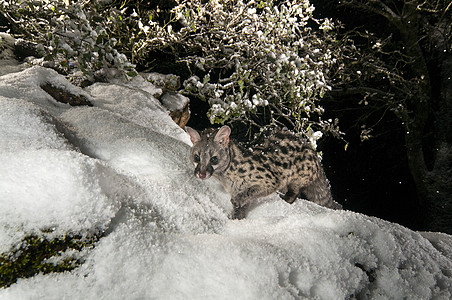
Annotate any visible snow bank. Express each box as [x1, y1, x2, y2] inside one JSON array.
[[0, 67, 451, 299]]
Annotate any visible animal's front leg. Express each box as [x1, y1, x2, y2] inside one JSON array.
[[231, 202, 250, 220], [230, 185, 267, 220]]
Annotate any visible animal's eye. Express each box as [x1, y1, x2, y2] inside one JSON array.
[[194, 154, 200, 163], [210, 156, 218, 165]]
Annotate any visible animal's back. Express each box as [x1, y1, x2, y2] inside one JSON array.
[[228, 128, 340, 208]]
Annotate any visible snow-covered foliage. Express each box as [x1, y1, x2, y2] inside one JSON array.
[[0, 0, 136, 84], [141, 0, 340, 135], [0, 66, 451, 299], [2, 0, 343, 138]]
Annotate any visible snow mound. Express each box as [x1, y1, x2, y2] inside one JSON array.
[[0, 67, 451, 299]]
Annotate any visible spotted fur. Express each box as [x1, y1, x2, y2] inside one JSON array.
[[186, 126, 341, 219]]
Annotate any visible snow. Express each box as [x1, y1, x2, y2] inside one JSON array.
[[0, 66, 451, 299], [161, 92, 190, 112]]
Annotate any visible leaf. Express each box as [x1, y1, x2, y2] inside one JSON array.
[[126, 70, 138, 78], [203, 74, 210, 84], [44, 54, 55, 62], [238, 79, 244, 89]]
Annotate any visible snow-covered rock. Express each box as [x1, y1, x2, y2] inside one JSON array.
[[0, 33, 28, 76], [160, 92, 191, 128], [0, 67, 451, 299]]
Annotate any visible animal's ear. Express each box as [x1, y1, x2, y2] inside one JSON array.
[[186, 126, 201, 144], [214, 126, 231, 147]]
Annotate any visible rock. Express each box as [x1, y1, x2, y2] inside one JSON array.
[[0, 33, 27, 76], [160, 93, 190, 129], [0, 33, 15, 59], [14, 38, 44, 60], [142, 72, 181, 92], [40, 83, 93, 106], [108, 73, 163, 98]]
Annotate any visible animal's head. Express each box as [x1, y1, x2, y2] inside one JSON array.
[[186, 126, 231, 180]]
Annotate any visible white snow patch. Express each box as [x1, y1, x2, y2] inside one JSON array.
[[85, 82, 190, 144], [161, 92, 190, 112], [0, 147, 120, 253]]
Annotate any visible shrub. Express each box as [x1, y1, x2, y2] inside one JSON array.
[[139, 0, 341, 138], [0, 0, 136, 85]]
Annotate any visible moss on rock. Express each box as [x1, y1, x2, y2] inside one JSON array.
[[0, 232, 102, 288]]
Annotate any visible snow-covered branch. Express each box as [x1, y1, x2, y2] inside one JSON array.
[[145, 0, 339, 135]]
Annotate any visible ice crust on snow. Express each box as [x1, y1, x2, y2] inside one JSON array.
[[0, 67, 451, 299]]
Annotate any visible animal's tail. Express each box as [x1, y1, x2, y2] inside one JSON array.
[[301, 171, 342, 209]]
